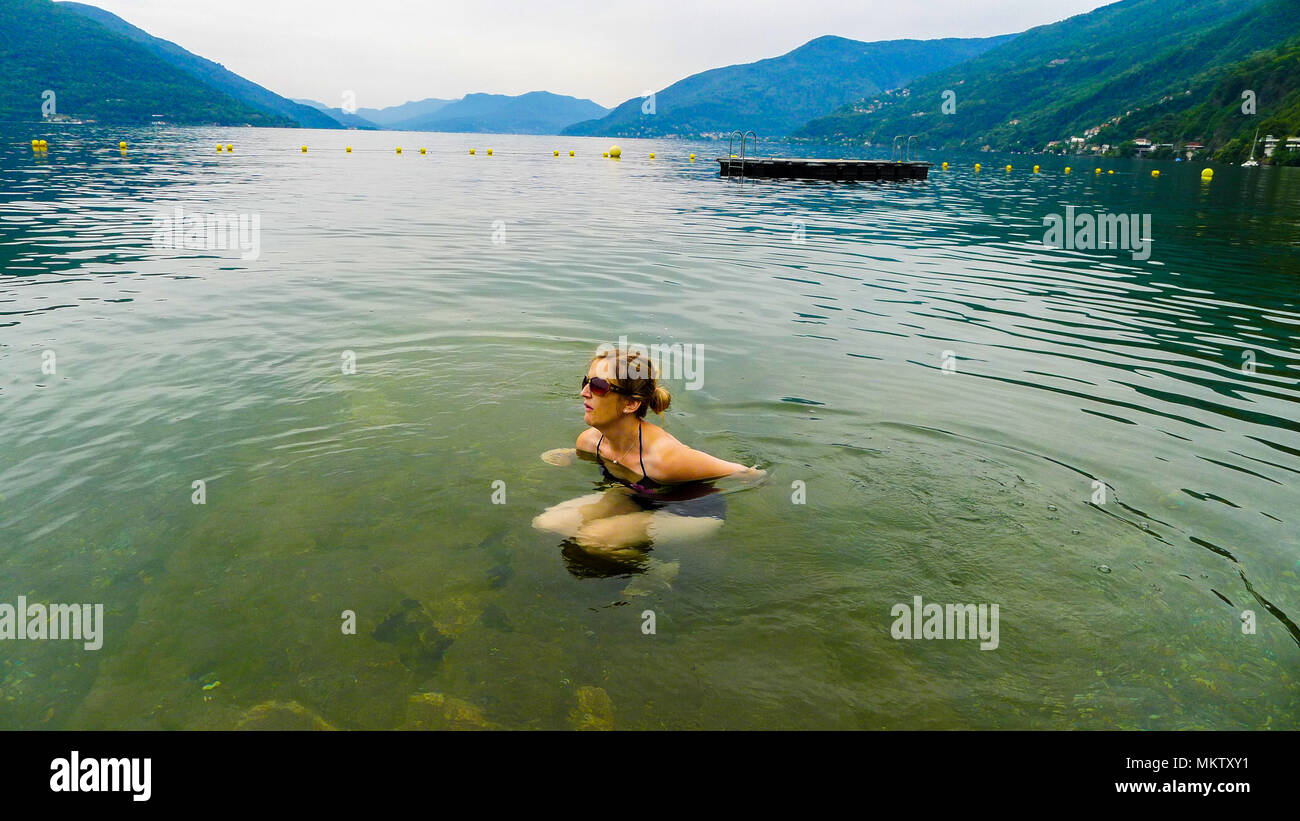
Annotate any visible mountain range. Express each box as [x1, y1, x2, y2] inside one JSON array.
[[2, 0, 1297, 159], [563, 34, 1016, 138], [300, 92, 610, 134], [795, 0, 1300, 160], [1, 0, 306, 126]]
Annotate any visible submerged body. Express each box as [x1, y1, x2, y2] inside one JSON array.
[[533, 347, 761, 559]]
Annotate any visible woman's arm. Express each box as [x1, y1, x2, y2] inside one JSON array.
[[542, 429, 600, 465], [540, 447, 578, 465], [656, 444, 756, 483]]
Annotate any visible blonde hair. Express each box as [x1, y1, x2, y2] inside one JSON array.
[[589, 347, 671, 418]]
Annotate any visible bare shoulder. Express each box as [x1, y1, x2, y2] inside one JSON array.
[[641, 425, 741, 483], [576, 427, 601, 453]]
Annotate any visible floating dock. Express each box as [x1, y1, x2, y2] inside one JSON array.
[[717, 157, 931, 181]]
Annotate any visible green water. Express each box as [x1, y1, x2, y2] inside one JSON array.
[[1, 126, 1296, 729]]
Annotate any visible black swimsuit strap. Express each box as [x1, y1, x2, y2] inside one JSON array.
[[638, 422, 649, 478], [595, 422, 653, 484]]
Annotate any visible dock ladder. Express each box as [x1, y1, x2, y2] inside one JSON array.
[[728, 130, 757, 176], [891, 135, 920, 162]]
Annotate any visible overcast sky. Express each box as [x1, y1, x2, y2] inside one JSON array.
[[67, 0, 1117, 110]]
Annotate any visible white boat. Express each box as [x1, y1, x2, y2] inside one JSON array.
[[1242, 128, 1260, 167]]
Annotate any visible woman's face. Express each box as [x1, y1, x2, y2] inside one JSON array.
[[582, 357, 632, 427]]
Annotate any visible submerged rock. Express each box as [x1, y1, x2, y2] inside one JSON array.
[[373, 598, 455, 674], [479, 602, 514, 632], [570, 686, 615, 731], [236, 700, 337, 731], [622, 559, 680, 598], [402, 692, 501, 730]]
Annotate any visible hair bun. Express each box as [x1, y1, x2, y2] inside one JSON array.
[[650, 385, 672, 414]]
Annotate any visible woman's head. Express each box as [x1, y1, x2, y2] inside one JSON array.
[[581, 347, 671, 426]]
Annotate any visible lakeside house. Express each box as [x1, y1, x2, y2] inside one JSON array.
[[1262, 135, 1300, 157]]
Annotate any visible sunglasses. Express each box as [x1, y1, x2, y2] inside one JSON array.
[[581, 375, 627, 397]]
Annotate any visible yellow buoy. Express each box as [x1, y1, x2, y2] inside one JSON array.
[[420, 148, 426, 154], [941, 161, 948, 170], [487, 148, 493, 156], [38, 139, 47, 149], [226, 144, 233, 152], [346, 146, 352, 153], [569, 150, 575, 157], [396, 147, 402, 154], [119, 141, 127, 149], [1064, 166, 1071, 174], [1151, 169, 1159, 177], [649, 152, 655, 159], [609, 145, 621, 158], [1094, 168, 1101, 174], [1107, 169, 1114, 175], [554, 150, 559, 156], [1033, 165, 1039, 173], [1201, 168, 1213, 179], [470, 148, 476, 154], [32, 139, 40, 149], [1005, 164, 1012, 172], [302, 146, 308, 153], [603, 152, 609, 158], [974, 163, 981, 171], [690, 153, 696, 160]]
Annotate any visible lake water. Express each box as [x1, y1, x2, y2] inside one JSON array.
[[1, 126, 1296, 729]]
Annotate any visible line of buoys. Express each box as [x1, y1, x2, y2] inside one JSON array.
[[32, 139, 48, 151], [187, 144, 1190, 179], [934, 161, 1186, 178]]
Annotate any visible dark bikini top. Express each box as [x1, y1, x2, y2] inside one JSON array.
[[595, 421, 663, 495]]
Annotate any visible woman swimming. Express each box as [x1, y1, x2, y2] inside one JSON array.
[[533, 346, 762, 558]]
